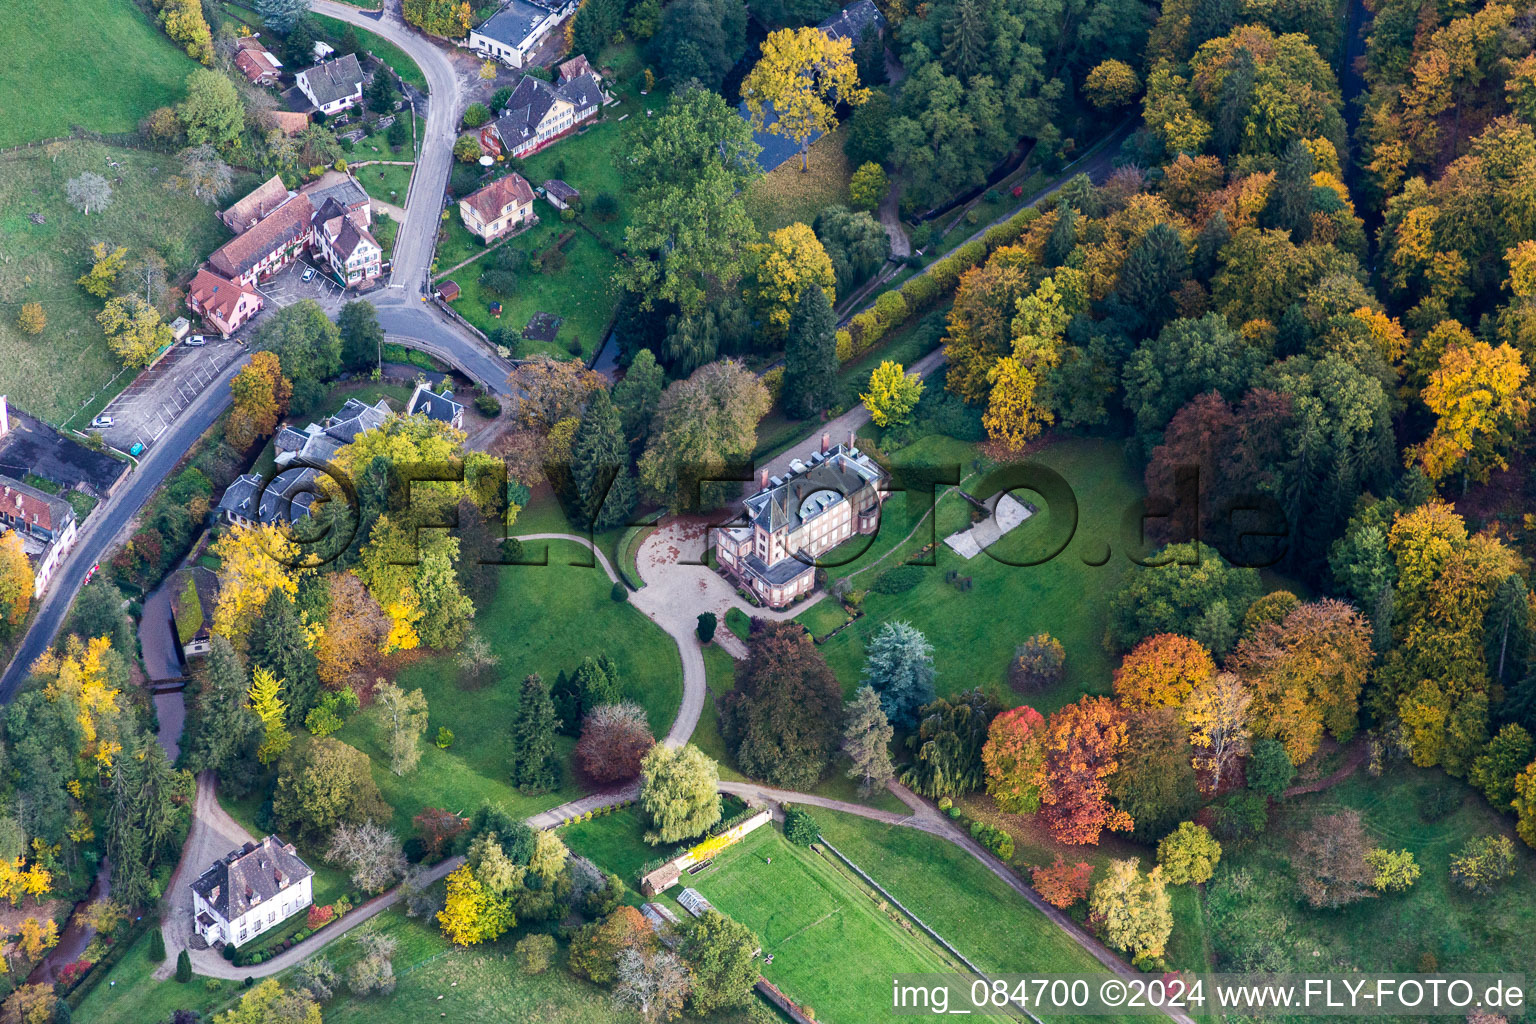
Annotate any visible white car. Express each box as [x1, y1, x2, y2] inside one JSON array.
[[302, 267, 316, 283], [91, 414, 114, 428], [185, 335, 206, 347]]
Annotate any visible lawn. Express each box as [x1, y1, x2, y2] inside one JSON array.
[[443, 220, 619, 360], [437, 79, 673, 360], [356, 161, 413, 206], [1203, 766, 1536, 976], [677, 823, 970, 1022], [800, 434, 1143, 714], [0, 142, 242, 423], [813, 810, 1146, 981], [333, 538, 683, 836], [743, 128, 854, 237], [0, 0, 199, 147]]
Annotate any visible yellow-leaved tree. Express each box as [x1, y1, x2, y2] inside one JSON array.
[[39, 635, 122, 760], [97, 295, 173, 368], [861, 360, 924, 427], [211, 524, 300, 643], [76, 242, 127, 299], [981, 275, 1072, 450], [248, 666, 291, 765], [746, 222, 836, 340], [1412, 339, 1531, 487], [0, 532, 35, 628], [741, 26, 869, 172]]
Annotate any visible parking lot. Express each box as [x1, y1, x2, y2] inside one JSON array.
[[256, 259, 347, 315], [95, 338, 245, 454], [92, 260, 347, 457]]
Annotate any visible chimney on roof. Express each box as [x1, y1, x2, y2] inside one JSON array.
[[848, 429, 856, 449], [821, 432, 830, 454], [759, 469, 769, 490], [210, 884, 220, 903]]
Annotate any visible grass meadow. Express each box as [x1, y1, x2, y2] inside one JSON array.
[[662, 824, 963, 1021], [799, 434, 1142, 714], [0, 0, 199, 147], [1204, 766, 1536, 976], [327, 538, 683, 836], [0, 142, 242, 422]]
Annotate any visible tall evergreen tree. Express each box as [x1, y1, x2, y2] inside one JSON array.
[[570, 390, 637, 530], [940, 0, 989, 78], [612, 348, 666, 449], [108, 735, 189, 907], [782, 285, 839, 418], [862, 621, 937, 729], [1263, 139, 1316, 242], [183, 636, 263, 791], [842, 685, 896, 796], [1042, 201, 1078, 267], [249, 591, 322, 719], [1114, 223, 1190, 338], [337, 300, 384, 371], [509, 674, 561, 793], [1211, 48, 1256, 157]]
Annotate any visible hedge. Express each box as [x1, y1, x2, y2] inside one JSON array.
[[840, 207, 1041, 364], [871, 565, 924, 595]]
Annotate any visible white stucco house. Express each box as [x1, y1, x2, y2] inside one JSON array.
[[468, 0, 574, 68], [191, 836, 314, 947]]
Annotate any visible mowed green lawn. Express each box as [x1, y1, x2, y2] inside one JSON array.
[[440, 75, 672, 360], [357, 161, 413, 205], [670, 825, 965, 1022], [0, 142, 241, 422], [0, 0, 199, 147], [334, 538, 683, 835], [801, 434, 1142, 714]]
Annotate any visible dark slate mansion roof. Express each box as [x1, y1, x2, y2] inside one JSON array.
[[191, 835, 312, 921]]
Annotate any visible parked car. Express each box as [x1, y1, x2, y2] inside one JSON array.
[[129, 442, 145, 457], [90, 414, 114, 428], [185, 335, 206, 347], [301, 267, 316, 282]]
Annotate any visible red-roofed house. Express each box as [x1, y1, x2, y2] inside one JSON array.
[[458, 173, 536, 242], [187, 269, 265, 337], [234, 42, 283, 85], [207, 194, 315, 287]]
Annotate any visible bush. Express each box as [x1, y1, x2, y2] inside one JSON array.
[[784, 805, 820, 846], [435, 726, 454, 749], [221, 943, 235, 962], [696, 612, 717, 643], [969, 820, 1014, 859], [761, 367, 784, 402], [176, 950, 192, 982], [149, 926, 166, 962], [937, 796, 952, 812], [611, 581, 629, 602], [462, 103, 491, 128], [474, 393, 501, 417], [592, 192, 620, 221], [515, 933, 556, 973], [871, 565, 924, 594]]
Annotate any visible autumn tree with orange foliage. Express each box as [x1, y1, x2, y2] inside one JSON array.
[[981, 705, 1046, 813], [1227, 599, 1372, 765], [1112, 634, 1215, 710], [1036, 697, 1134, 845], [225, 351, 292, 451], [1031, 856, 1095, 909]]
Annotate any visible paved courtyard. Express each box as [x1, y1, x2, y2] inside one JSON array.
[[943, 492, 1034, 558]]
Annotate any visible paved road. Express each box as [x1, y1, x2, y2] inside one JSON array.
[[312, 0, 462, 300], [0, 355, 249, 701]]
